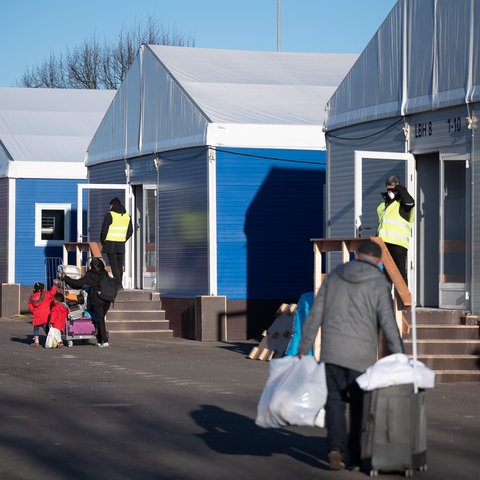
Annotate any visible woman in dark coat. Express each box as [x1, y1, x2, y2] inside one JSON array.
[[61, 257, 112, 347]]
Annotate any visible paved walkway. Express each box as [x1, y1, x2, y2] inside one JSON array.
[[0, 315, 479, 479]]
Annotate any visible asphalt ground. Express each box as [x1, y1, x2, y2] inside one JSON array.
[[1, 315, 479, 480]]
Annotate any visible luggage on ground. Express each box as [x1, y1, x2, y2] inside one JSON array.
[[361, 383, 427, 477]]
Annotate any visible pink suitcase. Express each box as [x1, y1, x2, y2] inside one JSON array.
[[63, 316, 96, 346]]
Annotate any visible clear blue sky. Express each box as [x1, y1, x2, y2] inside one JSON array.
[[0, 0, 398, 87]]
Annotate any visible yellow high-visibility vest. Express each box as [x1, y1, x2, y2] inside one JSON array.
[[377, 200, 413, 249], [105, 212, 130, 242]]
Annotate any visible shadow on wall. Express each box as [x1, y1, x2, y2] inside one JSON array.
[[245, 167, 325, 338]]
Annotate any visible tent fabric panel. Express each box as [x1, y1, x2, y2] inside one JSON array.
[[86, 48, 210, 166], [85, 57, 142, 165], [148, 45, 357, 127], [0, 88, 114, 165], [324, 2, 403, 130], [469, 0, 480, 102], [325, 0, 479, 130], [140, 48, 208, 154]]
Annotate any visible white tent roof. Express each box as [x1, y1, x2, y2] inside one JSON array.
[[0, 87, 115, 178], [86, 46, 357, 165], [324, 0, 480, 131]]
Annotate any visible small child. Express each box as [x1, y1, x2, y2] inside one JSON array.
[[47, 292, 69, 349], [28, 281, 57, 347]]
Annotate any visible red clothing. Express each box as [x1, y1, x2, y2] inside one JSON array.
[[28, 286, 57, 326], [50, 302, 69, 331]]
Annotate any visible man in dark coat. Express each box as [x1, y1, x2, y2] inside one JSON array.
[[100, 197, 133, 291], [298, 240, 404, 471]]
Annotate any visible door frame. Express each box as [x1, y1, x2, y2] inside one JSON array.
[[77, 183, 133, 288], [438, 152, 470, 309], [354, 150, 415, 286]]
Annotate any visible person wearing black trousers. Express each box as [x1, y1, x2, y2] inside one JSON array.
[[376, 175, 415, 284], [62, 257, 112, 347], [100, 197, 133, 291]]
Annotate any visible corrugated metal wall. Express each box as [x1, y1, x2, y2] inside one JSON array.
[[327, 119, 406, 238], [326, 119, 406, 269], [0, 178, 9, 282], [15, 178, 82, 286], [156, 147, 209, 297], [216, 147, 326, 301], [471, 103, 479, 314], [87, 161, 128, 243]]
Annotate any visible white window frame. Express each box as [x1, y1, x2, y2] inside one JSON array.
[[35, 203, 71, 247]]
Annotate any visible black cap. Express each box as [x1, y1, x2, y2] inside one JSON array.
[[109, 197, 121, 207], [385, 175, 401, 187], [357, 240, 382, 259], [33, 282, 45, 292]]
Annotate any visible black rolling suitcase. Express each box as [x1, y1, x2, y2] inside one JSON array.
[[361, 383, 427, 478]]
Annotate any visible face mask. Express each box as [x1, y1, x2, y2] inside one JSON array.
[[387, 190, 396, 200]]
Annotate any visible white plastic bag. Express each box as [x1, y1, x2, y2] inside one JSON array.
[[255, 356, 327, 428], [45, 327, 62, 349]]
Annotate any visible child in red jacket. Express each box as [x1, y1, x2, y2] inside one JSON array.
[[46, 292, 69, 349], [28, 281, 57, 347]]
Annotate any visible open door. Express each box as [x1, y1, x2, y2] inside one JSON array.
[[133, 184, 157, 290], [439, 153, 470, 309], [354, 150, 415, 286], [77, 184, 133, 288]]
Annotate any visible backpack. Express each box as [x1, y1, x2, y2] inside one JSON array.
[[97, 271, 118, 303]]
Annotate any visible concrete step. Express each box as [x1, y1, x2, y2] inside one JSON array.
[[404, 325, 479, 340], [107, 310, 166, 321], [430, 370, 480, 383], [404, 308, 469, 325], [115, 289, 160, 301], [401, 308, 479, 383], [106, 319, 171, 331], [105, 289, 171, 339], [111, 300, 162, 311], [415, 354, 479, 370], [404, 339, 480, 355]]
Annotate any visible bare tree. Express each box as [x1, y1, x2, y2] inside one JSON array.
[[20, 52, 66, 89], [18, 16, 195, 89]]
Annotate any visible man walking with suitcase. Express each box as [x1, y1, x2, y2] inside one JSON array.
[[298, 240, 404, 471]]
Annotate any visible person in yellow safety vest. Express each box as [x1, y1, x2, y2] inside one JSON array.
[[376, 175, 415, 285], [100, 198, 133, 291]]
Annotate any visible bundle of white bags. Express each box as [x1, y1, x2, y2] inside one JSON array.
[[255, 356, 327, 429], [356, 353, 435, 391]]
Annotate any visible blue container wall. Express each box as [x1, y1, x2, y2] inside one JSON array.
[[216, 148, 325, 301], [15, 178, 83, 286]]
